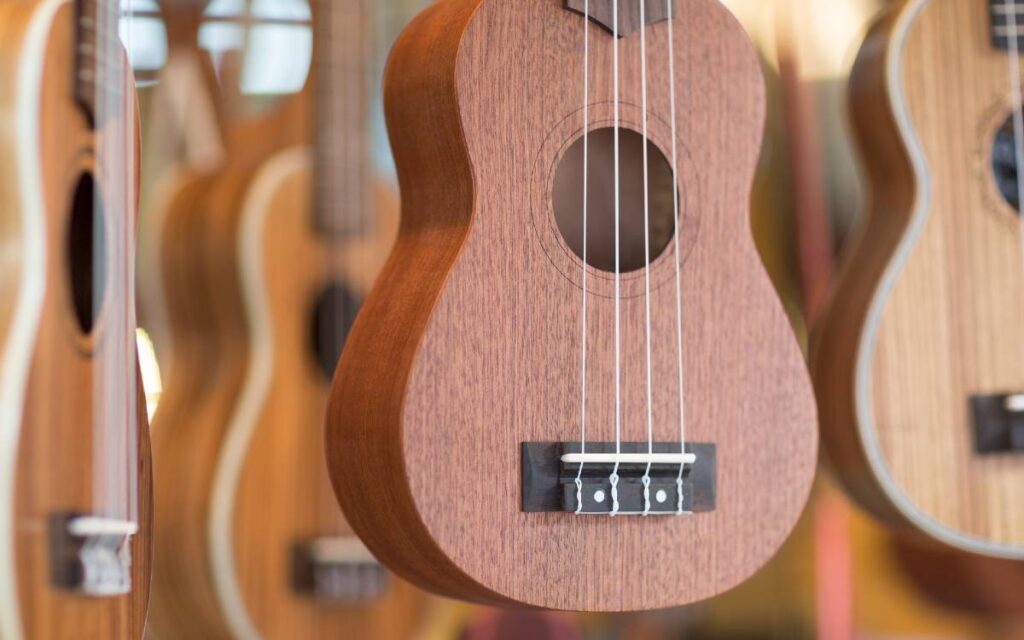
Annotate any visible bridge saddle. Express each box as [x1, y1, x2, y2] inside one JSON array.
[[521, 441, 716, 515], [50, 514, 136, 597]]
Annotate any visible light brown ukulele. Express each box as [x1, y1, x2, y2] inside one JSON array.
[[812, 0, 1024, 559], [204, 0, 422, 637], [0, 0, 151, 638], [326, 0, 818, 611], [146, 20, 312, 640]]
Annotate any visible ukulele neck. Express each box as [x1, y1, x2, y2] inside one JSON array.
[[991, 0, 1024, 51], [313, 0, 371, 236], [75, 0, 123, 126]]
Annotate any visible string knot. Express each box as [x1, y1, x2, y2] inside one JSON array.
[[641, 475, 652, 516], [574, 478, 583, 515], [676, 477, 684, 515], [609, 473, 620, 516]]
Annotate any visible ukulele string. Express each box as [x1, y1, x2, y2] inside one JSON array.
[[638, 0, 655, 516], [610, 0, 623, 517], [95, 0, 107, 521], [128, 0, 140, 526], [575, 0, 590, 516], [665, 0, 687, 515]]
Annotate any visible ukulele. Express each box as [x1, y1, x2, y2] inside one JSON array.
[[0, 0, 151, 638], [204, 1, 419, 637], [326, 0, 818, 611], [812, 0, 1024, 558], [138, 0, 227, 376], [147, 15, 312, 640]]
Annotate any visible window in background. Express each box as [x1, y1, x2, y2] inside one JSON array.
[[200, 0, 312, 97], [119, 0, 168, 87]]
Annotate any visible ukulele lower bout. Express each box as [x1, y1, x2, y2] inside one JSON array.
[[521, 442, 716, 515]]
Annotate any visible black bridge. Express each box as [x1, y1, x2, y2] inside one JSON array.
[[292, 537, 388, 602], [971, 393, 1024, 454], [522, 441, 715, 515], [50, 513, 136, 596]]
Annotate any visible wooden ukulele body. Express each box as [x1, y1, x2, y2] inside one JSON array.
[[205, 146, 422, 638], [327, 0, 817, 611], [813, 0, 1024, 558], [148, 99, 309, 639], [0, 1, 152, 637]]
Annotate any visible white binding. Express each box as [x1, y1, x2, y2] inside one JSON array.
[[208, 147, 311, 640], [855, 0, 1024, 559], [0, 1, 63, 637]]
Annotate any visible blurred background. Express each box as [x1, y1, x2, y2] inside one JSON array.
[[119, 0, 1024, 638]]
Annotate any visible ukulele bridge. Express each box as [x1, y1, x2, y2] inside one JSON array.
[[49, 514, 136, 597], [521, 442, 716, 515], [971, 393, 1024, 454], [291, 537, 388, 602]]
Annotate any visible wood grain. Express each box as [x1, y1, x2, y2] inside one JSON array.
[[326, 0, 818, 611], [1, 1, 152, 638], [811, 0, 1024, 556]]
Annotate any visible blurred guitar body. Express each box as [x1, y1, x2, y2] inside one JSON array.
[[204, 1, 425, 636], [146, 54, 311, 640], [812, 0, 1024, 558], [0, 0, 151, 637]]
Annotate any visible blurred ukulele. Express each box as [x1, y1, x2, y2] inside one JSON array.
[[326, 0, 818, 610], [812, 0, 1024, 558], [0, 0, 151, 637], [203, 0, 419, 638], [146, 9, 311, 640], [138, 0, 227, 376]]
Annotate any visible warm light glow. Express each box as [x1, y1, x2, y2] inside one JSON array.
[[720, 0, 881, 80], [784, 0, 879, 80], [136, 329, 163, 420]]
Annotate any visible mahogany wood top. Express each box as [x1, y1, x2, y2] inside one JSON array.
[[326, 0, 818, 611]]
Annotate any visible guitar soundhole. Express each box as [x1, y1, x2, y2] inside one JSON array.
[[67, 173, 107, 335], [310, 282, 361, 379], [992, 114, 1022, 212], [553, 128, 677, 273]]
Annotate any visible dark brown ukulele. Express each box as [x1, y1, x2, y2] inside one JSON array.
[[0, 0, 151, 637], [326, 0, 818, 611]]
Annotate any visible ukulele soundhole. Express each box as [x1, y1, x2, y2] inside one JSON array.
[[310, 282, 361, 379], [553, 128, 677, 274], [67, 173, 107, 335], [521, 442, 715, 515], [992, 114, 1023, 212]]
